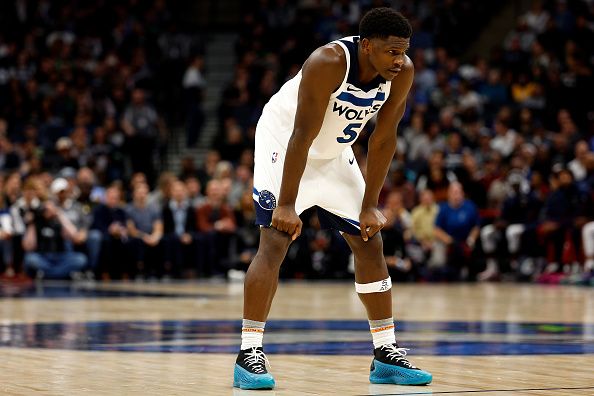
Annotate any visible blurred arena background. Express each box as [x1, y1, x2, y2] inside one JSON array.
[[0, 1, 593, 395]]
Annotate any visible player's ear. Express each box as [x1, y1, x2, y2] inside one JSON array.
[[360, 37, 372, 54]]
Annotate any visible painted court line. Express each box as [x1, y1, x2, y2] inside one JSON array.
[[362, 385, 594, 395]]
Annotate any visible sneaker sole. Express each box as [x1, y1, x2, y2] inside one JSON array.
[[233, 364, 275, 390], [370, 359, 432, 385]]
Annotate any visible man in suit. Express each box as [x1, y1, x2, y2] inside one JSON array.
[[162, 180, 199, 278]]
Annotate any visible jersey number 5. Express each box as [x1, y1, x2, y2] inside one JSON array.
[[336, 123, 361, 144]]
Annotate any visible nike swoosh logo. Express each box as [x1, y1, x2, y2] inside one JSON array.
[[349, 158, 355, 165], [346, 86, 361, 92]]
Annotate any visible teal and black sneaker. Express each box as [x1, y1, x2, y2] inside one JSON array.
[[369, 343, 432, 385], [233, 347, 276, 390]]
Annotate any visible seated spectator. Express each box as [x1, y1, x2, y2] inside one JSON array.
[[479, 69, 508, 123], [196, 179, 236, 277], [381, 191, 413, 279], [490, 118, 518, 158], [129, 173, 148, 200], [184, 175, 205, 208], [408, 121, 446, 170], [416, 150, 456, 203], [524, 0, 550, 33], [568, 140, 590, 182], [408, 189, 439, 269], [0, 135, 22, 171], [162, 180, 199, 278], [536, 167, 592, 276], [3, 171, 22, 208], [433, 182, 481, 281], [55, 137, 79, 170], [88, 185, 128, 279], [444, 132, 465, 171], [51, 178, 89, 252], [0, 172, 19, 277], [52, 177, 95, 281], [76, 167, 103, 219], [227, 164, 253, 210], [479, 171, 542, 281], [126, 183, 163, 279], [457, 151, 488, 210], [10, 177, 44, 279], [0, 193, 14, 278], [148, 171, 176, 210], [22, 192, 87, 280]]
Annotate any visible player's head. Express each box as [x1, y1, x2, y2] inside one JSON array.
[[359, 7, 411, 80]]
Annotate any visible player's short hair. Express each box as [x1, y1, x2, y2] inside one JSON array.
[[359, 7, 412, 40]]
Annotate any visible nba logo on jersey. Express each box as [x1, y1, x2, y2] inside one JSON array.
[[271, 152, 278, 163]]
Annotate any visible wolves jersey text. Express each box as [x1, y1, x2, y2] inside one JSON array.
[[257, 36, 392, 160]]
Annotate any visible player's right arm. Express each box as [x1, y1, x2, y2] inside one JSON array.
[[272, 45, 345, 240]]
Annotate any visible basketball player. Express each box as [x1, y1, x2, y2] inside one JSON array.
[[234, 8, 432, 389]]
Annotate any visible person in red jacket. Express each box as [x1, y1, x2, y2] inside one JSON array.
[[196, 179, 236, 277]]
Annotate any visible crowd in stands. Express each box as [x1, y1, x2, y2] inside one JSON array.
[[217, 0, 594, 284], [0, 0, 593, 284], [0, 0, 204, 185], [2, 167, 257, 281]]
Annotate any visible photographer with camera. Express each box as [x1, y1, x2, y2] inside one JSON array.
[[22, 178, 87, 280]]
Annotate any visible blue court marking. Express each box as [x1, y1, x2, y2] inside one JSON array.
[[0, 283, 223, 299], [0, 319, 593, 355]]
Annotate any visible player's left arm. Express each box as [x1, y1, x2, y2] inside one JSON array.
[[360, 56, 414, 241]]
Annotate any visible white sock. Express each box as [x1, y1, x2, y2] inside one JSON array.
[[369, 318, 396, 348], [241, 319, 265, 350]]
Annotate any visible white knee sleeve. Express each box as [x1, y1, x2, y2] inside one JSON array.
[[355, 277, 392, 293]]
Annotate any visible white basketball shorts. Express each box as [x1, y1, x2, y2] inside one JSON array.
[[252, 126, 366, 235]]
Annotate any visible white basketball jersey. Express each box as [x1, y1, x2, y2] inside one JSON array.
[[258, 36, 392, 160]]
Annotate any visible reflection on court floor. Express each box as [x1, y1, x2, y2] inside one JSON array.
[[0, 282, 222, 299], [1, 318, 593, 355]]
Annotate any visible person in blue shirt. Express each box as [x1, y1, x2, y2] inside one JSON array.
[[433, 182, 481, 281]]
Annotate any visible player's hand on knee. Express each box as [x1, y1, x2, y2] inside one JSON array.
[[359, 207, 386, 242], [271, 205, 302, 241]]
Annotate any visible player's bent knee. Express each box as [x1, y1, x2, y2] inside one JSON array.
[[355, 277, 392, 294], [260, 227, 292, 248], [346, 233, 384, 258], [255, 227, 293, 267]]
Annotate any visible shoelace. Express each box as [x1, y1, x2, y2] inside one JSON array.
[[243, 347, 271, 374], [380, 344, 416, 369]]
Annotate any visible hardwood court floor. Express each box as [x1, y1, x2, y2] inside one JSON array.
[[0, 281, 592, 395]]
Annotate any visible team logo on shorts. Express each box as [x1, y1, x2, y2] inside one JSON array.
[[258, 190, 277, 210], [271, 152, 278, 163]]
